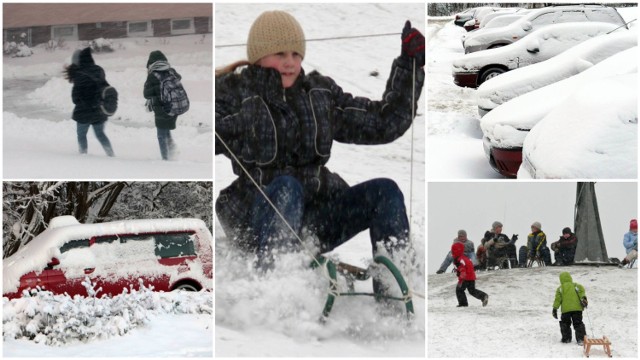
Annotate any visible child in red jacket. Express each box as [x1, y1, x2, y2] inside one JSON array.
[[452, 241, 489, 307]]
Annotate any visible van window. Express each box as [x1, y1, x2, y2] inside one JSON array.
[[60, 239, 90, 253], [586, 9, 621, 25], [154, 233, 196, 258], [530, 12, 557, 26], [556, 10, 588, 23]]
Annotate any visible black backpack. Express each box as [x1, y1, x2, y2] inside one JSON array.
[[82, 70, 118, 117]]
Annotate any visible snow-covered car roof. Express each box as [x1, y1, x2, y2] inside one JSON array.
[[3, 217, 212, 294], [453, 22, 619, 73], [477, 30, 636, 112], [483, 14, 526, 29], [519, 73, 637, 179], [463, 4, 625, 52], [480, 46, 638, 149], [479, 9, 523, 28]]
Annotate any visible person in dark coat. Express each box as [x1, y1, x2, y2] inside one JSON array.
[[477, 221, 518, 269], [215, 10, 425, 278], [551, 227, 578, 265], [144, 50, 181, 160], [63, 47, 114, 156], [452, 242, 488, 307]]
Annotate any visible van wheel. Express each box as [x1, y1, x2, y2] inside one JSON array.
[[174, 283, 199, 292], [480, 67, 506, 84]]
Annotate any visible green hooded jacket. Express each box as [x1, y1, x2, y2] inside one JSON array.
[[553, 271, 586, 313]]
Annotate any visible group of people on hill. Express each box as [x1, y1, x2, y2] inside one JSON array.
[[63, 48, 185, 160]]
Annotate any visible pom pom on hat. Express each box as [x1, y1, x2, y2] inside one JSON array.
[[247, 10, 306, 64]]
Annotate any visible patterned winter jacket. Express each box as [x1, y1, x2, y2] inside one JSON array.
[[527, 230, 547, 257], [215, 56, 424, 248], [452, 242, 476, 283]]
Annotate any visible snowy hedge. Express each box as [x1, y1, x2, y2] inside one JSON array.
[[3, 278, 212, 346]]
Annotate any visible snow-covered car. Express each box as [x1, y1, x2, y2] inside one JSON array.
[[454, 7, 486, 27], [3, 216, 213, 299], [463, 4, 626, 53], [461, 14, 527, 46], [480, 46, 637, 177], [452, 22, 619, 88], [519, 73, 637, 179], [477, 30, 636, 116], [463, 7, 502, 31], [478, 9, 525, 28]]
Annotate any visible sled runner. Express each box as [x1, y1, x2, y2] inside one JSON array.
[[311, 255, 414, 321], [583, 335, 612, 358]]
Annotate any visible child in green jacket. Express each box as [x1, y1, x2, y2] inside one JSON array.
[[552, 271, 588, 344]]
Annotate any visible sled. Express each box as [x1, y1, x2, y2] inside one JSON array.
[[311, 255, 414, 321], [583, 335, 612, 358], [527, 255, 546, 268]]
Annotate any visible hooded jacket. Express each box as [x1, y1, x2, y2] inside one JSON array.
[[623, 231, 637, 254], [553, 271, 586, 313], [527, 230, 547, 256], [70, 47, 108, 124], [144, 50, 180, 129], [215, 56, 424, 248], [453, 242, 476, 283]]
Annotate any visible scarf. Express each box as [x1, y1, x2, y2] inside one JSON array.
[[148, 60, 171, 74]]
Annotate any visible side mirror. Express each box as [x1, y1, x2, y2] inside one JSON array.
[[521, 21, 532, 31], [526, 43, 540, 54], [47, 257, 60, 268]]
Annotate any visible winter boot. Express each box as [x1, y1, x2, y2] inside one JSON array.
[[575, 322, 587, 345], [482, 294, 489, 307], [436, 269, 445, 274], [560, 322, 572, 343]]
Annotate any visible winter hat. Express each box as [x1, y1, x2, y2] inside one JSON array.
[[452, 242, 465, 258], [457, 229, 467, 237], [146, 50, 168, 68], [631, 219, 638, 230], [71, 49, 82, 66], [562, 227, 572, 235], [78, 47, 95, 66], [247, 10, 306, 64], [531, 221, 542, 231], [492, 221, 503, 230]]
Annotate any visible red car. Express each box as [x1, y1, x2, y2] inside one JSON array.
[[3, 216, 213, 299]]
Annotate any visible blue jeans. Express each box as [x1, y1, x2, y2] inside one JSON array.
[[157, 128, 175, 160], [251, 176, 410, 270], [77, 121, 114, 156]]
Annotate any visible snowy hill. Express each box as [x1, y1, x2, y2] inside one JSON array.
[[428, 266, 637, 358]]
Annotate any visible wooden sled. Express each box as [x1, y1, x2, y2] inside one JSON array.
[[583, 335, 612, 358]]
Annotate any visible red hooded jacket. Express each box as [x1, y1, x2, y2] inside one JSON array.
[[452, 242, 476, 283]]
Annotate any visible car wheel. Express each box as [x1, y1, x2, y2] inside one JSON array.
[[480, 67, 506, 84], [174, 283, 199, 292]]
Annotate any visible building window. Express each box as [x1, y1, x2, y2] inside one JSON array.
[[171, 18, 195, 35], [96, 22, 102, 29], [51, 25, 78, 41], [127, 20, 153, 37]]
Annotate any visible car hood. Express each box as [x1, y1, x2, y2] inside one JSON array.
[[480, 46, 638, 149], [519, 73, 637, 179], [477, 30, 636, 111]]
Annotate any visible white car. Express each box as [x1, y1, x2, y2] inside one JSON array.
[[461, 14, 527, 46], [453, 22, 619, 88], [477, 30, 636, 116], [479, 9, 524, 28], [463, 4, 626, 53], [480, 47, 637, 177], [519, 73, 637, 179]]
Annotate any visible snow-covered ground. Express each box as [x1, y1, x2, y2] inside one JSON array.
[[428, 266, 637, 358], [215, 3, 425, 357], [3, 34, 212, 179]]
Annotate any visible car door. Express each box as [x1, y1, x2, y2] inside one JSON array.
[[44, 238, 94, 297]]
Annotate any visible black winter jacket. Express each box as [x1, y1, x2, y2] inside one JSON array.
[[215, 56, 425, 243], [70, 48, 108, 124], [144, 50, 178, 130]]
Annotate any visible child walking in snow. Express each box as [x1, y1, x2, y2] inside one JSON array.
[[552, 271, 588, 344], [215, 9, 424, 288], [452, 242, 488, 307]]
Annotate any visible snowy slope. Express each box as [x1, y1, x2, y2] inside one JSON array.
[[3, 34, 212, 179], [428, 266, 638, 358], [215, 3, 425, 356]]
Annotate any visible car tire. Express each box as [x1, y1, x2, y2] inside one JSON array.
[[479, 67, 506, 84], [173, 283, 200, 292]]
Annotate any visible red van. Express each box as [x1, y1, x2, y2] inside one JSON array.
[[3, 216, 212, 299]]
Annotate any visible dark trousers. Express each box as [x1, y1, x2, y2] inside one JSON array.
[[77, 121, 114, 156], [456, 280, 487, 306], [251, 176, 409, 270], [559, 311, 586, 343], [157, 128, 176, 160]]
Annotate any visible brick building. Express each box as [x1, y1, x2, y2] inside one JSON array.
[[3, 3, 212, 46]]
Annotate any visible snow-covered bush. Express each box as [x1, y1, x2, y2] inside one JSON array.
[[90, 38, 114, 53], [3, 42, 33, 57], [3, 277, 212, 346]]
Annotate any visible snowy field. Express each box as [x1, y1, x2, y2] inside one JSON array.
[[428, 266, 637, 358], [427, 7, 638, 179], [3, 34, 212, 179], [215, 3, 426, 357]]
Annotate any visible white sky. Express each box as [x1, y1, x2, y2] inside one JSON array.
[[427, 182, 637, 273]]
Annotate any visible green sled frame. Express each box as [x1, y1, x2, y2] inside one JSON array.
[[311, 255, 414, 321]]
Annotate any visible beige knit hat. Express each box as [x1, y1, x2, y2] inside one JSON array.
[[247, 10, 306, 64]]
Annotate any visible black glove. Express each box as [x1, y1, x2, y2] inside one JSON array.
[[581, 297, 588, 308], [511, 234, 518, 242], [484, 231, 492, 240], [552, 308, 558, 319], [401, 20, 425, 67]]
